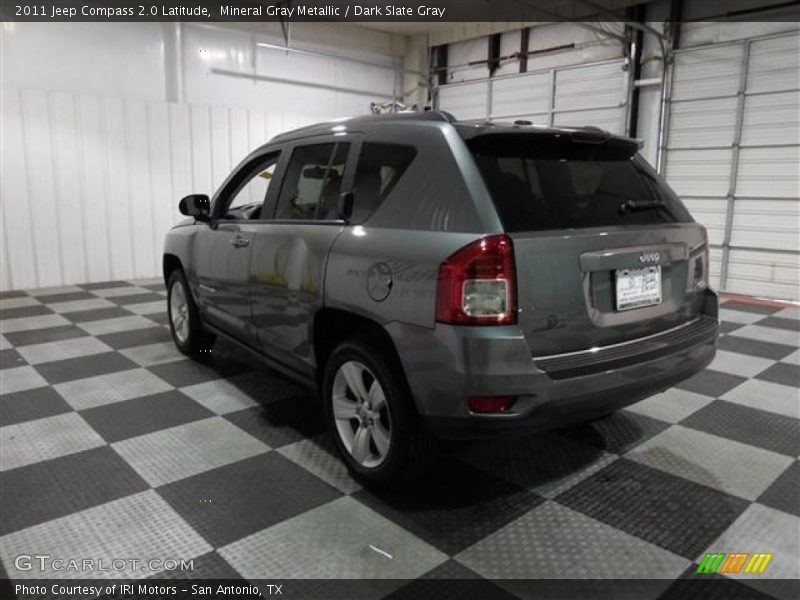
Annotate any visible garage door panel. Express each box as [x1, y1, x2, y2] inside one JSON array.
[[438, 81, 488, 120], [490, 72, 551, 118], [553, 107, 624, 134], [741, 91, 800, 146], [747, 33, 800, 94], [667, 32, 799, 300], [725, 249, 799, 299], [710, 247, 723, 290], [732, 199, 800, 251], [683, 198, 728, 247], [668, 97, 737, 148], [672, 45, 744, 101], [736, 146, 800, 198], [554, 61, 626, 112], [665, 149, 733, 197]]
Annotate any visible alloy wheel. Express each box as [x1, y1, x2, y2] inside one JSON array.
[[331, 360, 392, 468], [170, 280, 190, 344]]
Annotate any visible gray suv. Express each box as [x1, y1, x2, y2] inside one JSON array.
[[164, 111, 719, 487]]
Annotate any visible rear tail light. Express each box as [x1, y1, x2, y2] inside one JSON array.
[[693, 253, 705, 282], [436, 234, 517, 325], [692, 231, 710, 289], [468, 396, 516, 414]]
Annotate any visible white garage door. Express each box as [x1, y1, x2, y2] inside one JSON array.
[[664, 31, 800, 300], [436, 58, 629, 135]]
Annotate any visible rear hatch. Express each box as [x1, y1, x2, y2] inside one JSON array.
[[465, 130, 710, 356]]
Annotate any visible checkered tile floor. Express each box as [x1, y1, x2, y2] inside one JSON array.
[[1, 280, 798, 599]]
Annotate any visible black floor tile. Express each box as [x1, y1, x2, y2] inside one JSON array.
[[0, 386, 72, 427], [158, 452, 341, 547], [681, 400, 800, 457], [722, 301, 780, 316], [34, 352, 138, 384], [717, 335, 795, 361], [147, 360, 221, 387], [755, 362, 800, 387], [30, 291, 95, 303], [755, 316, 800, 332], [224, 396, 325, 448], [354, 458, 545, 555], [97, 326, 172, 350], [0, 304, 51, 320], [0, 348, 26, 369], [557, 458, 750, 559], [61, 306, 134, 323], [80, 391, 214, 443], [0, 290, 27, 299], [719, 321, 745, 334], [0, 446, 148, 535], [676, 369, 747, 398], [558, 410, 669, 455], [147, 356, 249, 387], [757, 461, 800, 518], [456, 431, 607, 490], [112, 292, 166, 306], [142, 283, 166, 292], [384, 560, 520, 600], [78, 280, 134, 290], [145, 312, 169, 326], [3, 324, 88, 347]]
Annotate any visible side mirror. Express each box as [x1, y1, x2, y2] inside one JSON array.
[[338, 191, 354, 221], [178, 194, 210, 221]]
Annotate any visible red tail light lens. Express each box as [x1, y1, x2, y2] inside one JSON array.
[[694, 253, 705, 281], [436, 234, 517, 325], [692, 230, 709, 289], [468, 396, 516, 413]]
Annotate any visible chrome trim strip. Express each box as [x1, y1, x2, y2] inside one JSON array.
[[533, 318, 703, 361]]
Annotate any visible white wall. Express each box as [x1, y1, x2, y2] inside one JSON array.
[[0, 22, 404, 291]]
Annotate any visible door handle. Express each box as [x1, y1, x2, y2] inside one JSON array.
[[230, 237, 250, 248]]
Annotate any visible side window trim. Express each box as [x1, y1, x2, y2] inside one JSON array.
[[313, 142, 342, 221], [261, 147, 291, 221], [211, 149, 282, 220]]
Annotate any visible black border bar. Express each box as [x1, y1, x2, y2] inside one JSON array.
[[1, 0, 799, 22]]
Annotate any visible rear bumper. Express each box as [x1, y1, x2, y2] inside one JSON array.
[[387, 289, 719, 440]]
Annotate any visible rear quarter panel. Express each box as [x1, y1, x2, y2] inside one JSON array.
[[324, 121, 501, 330], [325, 229, 482, 329]]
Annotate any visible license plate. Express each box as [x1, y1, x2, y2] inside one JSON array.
[[615, 266, 662, 311]]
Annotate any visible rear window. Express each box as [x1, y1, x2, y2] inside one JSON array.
[[351, 143, 416, 223], [468, 134, 692, 232]]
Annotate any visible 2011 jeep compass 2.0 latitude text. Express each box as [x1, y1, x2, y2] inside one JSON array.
[[164, 111, 719, 487]]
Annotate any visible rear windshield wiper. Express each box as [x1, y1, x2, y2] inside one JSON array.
[[619, 200, 666, 214]]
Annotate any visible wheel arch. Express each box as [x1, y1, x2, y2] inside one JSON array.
[[312, 308, 408, 390], [163, 254, 183, 285]]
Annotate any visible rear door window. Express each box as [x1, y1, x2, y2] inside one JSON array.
[[351, 143, 416, 223], [468, 134, 692, 232]]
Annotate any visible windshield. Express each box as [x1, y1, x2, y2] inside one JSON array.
[[468, 134, 693, 232]]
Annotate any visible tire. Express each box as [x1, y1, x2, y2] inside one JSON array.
[[322, 338, 434, 489], [167, 269, 215, 356]]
